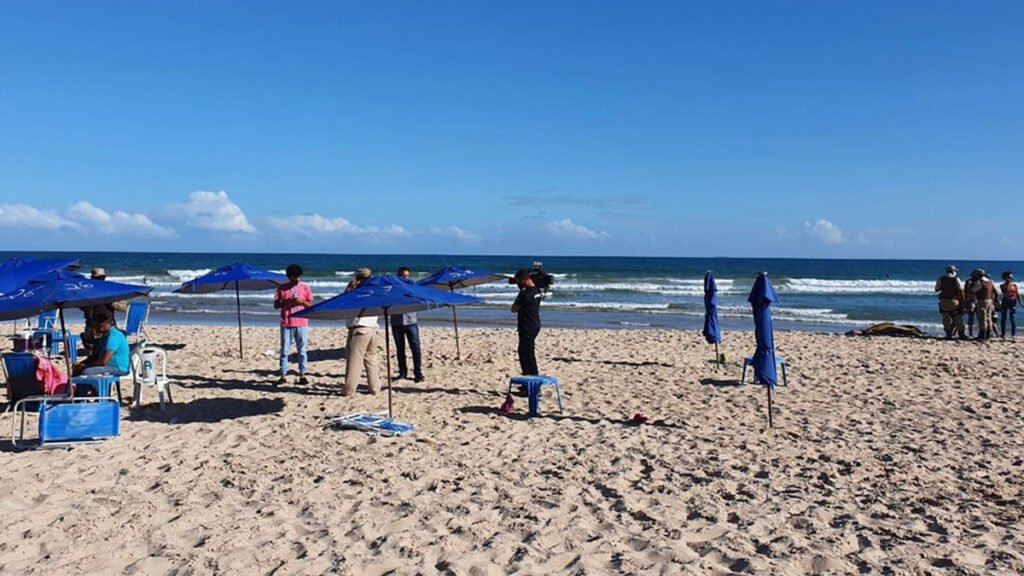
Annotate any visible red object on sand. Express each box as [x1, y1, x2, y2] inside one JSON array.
[[499, 394, 514, 414], [631, 413, 649, 424]]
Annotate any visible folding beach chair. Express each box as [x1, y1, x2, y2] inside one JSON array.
[[4, 352, 119, 448], [122, 302, 150, 343]]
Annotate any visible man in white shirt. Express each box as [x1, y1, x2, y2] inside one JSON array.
[[343, 268, 382, 395]]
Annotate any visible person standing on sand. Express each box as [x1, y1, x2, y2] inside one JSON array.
[[343, 268, 382, 396], [274, 264, 314, 386], [391, 266, 425, 382], [934, 265, 965, 340], [998, 271, 1020, 339], [970, 269, 998, 340], [511, 268, 543, 375], [962, 273, 978, 337]]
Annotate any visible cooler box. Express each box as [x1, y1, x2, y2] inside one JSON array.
[[38, 401, 120, 444]]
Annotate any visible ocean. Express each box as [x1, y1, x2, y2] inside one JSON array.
[[6, 252, 1021, 334]]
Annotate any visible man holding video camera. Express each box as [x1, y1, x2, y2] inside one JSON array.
[[511, 268, 543, 375]]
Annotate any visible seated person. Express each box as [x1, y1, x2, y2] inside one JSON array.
[[72, 311, 130, 376], [79, 268, 128, 355]]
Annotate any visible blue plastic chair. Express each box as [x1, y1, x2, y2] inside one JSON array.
[[741, 356, 788, 386], [508, 375, 563, 417], [122, 302, 150, 342]]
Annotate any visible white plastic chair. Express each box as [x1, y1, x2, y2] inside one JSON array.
[[129, 343, 173, 411]]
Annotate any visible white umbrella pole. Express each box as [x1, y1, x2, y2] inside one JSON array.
[[235, 281, 243, 359], [384, 309, 393, 419]]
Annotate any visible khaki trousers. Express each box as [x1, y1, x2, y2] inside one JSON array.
[[938, 298, 964, 337], [976, 300, 995, 338], [344, 327, 382, 396]]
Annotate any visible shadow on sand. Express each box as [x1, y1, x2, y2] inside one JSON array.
[[127, 396, 286, 423], [456, 405, 684, 429]]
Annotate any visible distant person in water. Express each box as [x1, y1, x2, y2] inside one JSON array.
[[934, 265, 965, 340], [970, 269, 998, 340], [999, 271, 1020, 338]]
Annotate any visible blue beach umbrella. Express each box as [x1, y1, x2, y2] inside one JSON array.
[[298, 274, 482, 417], [702, 271, 722, 366], [0, 257, 80, 296], [0, 271, 152, 382], [174, 263, 288, 358], [748, 272, 780, 427], [418, 266, 508, 360]]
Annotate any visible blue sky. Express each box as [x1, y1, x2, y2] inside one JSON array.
[[1, 1, 1020, 259]]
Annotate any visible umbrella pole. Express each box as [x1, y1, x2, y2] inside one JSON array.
[[235, 281, 243, 359], [58, 305, 73, 397], [452, 307, 461, 361], [767, 385, 774, 428], [449, 286, 461, 361], [384, 309, 393, 419], [715, 342, 720, 369]]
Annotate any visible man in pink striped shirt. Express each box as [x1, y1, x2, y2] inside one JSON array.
[[274, 264, 314, 385]]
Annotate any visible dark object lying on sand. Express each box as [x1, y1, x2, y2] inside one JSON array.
[[845, 322, 928, 338]]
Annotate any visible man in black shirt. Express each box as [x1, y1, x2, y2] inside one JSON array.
[[511, 268, 543, 375]]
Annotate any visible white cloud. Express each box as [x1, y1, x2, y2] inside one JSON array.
[[430, 225, 482, 243], [0, 203, 75, 230], [543, 218, 608, 240], [270, 214, 409, 239], [177, 191, 256, 233], [67, 201, 175, 238], [803, 219, 845, 245]]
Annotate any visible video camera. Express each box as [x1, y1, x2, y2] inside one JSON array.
[[510, 261, 555, 292]]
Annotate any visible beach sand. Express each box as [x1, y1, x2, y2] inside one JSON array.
[[1, 325, 1023, 575]]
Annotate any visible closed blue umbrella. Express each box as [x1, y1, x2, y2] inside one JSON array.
[[0, 257, 80, 296], [748, 272, 780, 427], [174, 263, 288, 358], [298, 274, 482, 417], [418, 266, 508, 360], [703, 271, 722, 366], [0, 271, 152, 384]]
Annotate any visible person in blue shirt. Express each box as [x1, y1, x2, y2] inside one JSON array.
[[72, 311, 130, 376]]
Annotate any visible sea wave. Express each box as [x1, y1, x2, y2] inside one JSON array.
[[166, 268, 213, 280], [779, 278, 934, 294]]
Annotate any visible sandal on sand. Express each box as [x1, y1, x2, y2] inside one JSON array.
[[499, 394, 514, 414], [631, 413, 649, 425]]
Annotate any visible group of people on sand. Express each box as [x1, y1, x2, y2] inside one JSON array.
[[272, 265, 426, 394], [935, 265, 1022, 340], [273, 264, 545, 395]]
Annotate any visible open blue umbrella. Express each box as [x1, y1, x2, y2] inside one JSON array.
[[748, 272, 780, 427], [703, 271, 722, 366], [0, 270, 152, 382], [174, 263, 288, 358], [0, 257, 80, 296], [298, 274, 482, 417], [418, 266, 508, 360]]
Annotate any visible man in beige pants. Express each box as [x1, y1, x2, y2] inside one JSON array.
[[343, 268, 382, 395]]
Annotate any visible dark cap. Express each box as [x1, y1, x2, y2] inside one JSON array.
[[514, 269, 531, 281]]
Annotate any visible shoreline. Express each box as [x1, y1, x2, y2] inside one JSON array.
[[139, 310, 943, 335]]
